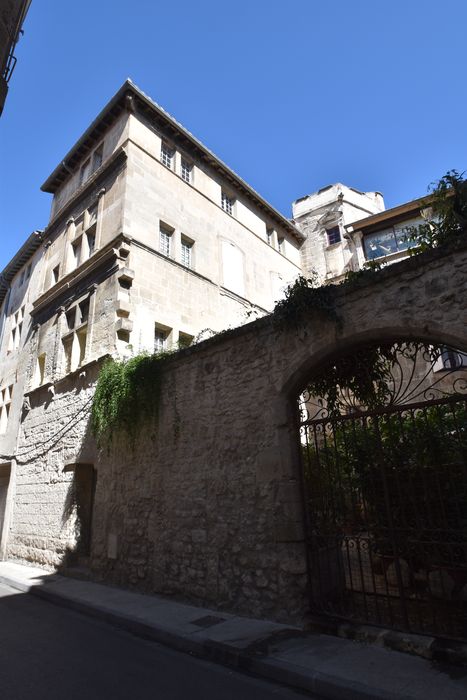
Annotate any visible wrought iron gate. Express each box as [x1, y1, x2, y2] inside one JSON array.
[[299, 342, 467, 640]]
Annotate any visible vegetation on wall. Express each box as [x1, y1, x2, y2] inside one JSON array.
[[407, 170, 467, 252], [273, 171, 466, 407], [91, 352, 170, 447]]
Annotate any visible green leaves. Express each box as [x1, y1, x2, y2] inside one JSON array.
[[407, 170, 467, 253], [91, 353, 167, 448]]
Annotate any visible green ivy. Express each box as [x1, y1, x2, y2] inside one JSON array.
[[91, 352, 172, 448], [273, 272, 339, 330], [406, 170, 467, 253]]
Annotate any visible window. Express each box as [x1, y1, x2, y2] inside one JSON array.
[[364, 224, 418, 261], [26, 263, 31, 279], [434, 347, 467, 371], [86, 231, 96, 257], [0, 385, 13, 434], [62, 298, 90, 374], [52, 265, 60, 285], [181, 158, 192, 183], [181, 237, 193, 268], [161, 142, 174, 169], [72, 237, 83, 268], [79, 159, 91, 187], [178, 332, 194, 349], [92, 144, 103, 173], [8, 305, 25, 353], [20, 268, 26, 285], [278, 237, 285, 254], [154, 327, 169, 353], [222, 192, 234, 215], [326, 226, 341, 246], [159, 225, 172, 257], [221, 240, 245, 297], [266, 228, 274, 247], [36, 353, 46, 386], [63, 335, 73, 374]]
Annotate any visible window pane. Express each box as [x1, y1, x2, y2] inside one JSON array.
[[181, 159, 192, 183], [364, 228, 398, 260], [326, 226, 341, 245], [160, 228, 171, 256], [181, 240, 192, 268]]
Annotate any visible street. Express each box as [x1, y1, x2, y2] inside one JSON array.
[[0, 583, 314, 699]]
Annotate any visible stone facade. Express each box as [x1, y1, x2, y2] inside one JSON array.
[[293, 183, 384, 283], [2, 78, 466, 628], [10, 243, 467, 624]]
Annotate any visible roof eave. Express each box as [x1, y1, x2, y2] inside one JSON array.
[[40, 80, 304, 242]]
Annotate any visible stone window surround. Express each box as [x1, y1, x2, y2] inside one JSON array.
[[60, 293, 93, 376]]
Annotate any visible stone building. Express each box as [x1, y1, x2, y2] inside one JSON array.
[[292, 183, 385, 283], [0, 79, 304, 567], [2, 79, 464, 633]]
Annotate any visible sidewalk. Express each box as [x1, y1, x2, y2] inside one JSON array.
[[0, 561, 466, 700]]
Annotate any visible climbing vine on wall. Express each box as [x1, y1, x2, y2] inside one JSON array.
[[91, 352, 171, 447]]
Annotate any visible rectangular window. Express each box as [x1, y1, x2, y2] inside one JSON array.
[[37, 353, 46, 386], [364, 224, 416, 261], [62, 335, 73, 374], [154, 328, 167, 353], [181, 158, 192, 183], [26, 263, 32, 279], [92, 144, 103, 172], [181, 237, 193, 268], [66, 308, 76, 331], [178, 332, 194, 349], [77, 326, 88, 365], [8, 305, 25, 353], [159, 226, 172, 257], [79, 298, 90, 325], [20, 268, 26, 285], [52, 265, 60, 285], [326, 226, 341, 246], [72, 237, 83, 268], [278, 237, 285, 254], [161, 143, 174, 169], [266, 228, 274, 246], [0, 385, 13, 434], [79, 159, 91, 187], [222, 192, 234, 215], [87, 231, 96, 257]]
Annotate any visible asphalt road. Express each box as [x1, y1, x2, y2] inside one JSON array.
[[0, 583, 316, 699]]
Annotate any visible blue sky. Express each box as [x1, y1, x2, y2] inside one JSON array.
[[1, 0, 466, 269]]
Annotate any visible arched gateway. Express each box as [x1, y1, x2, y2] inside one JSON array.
[[297, 340, 467, 640]]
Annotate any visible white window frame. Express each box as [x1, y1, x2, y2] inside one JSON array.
[[181, 237, 193, 268], [159, 226, 172, 257], [161, 142, 174, 169], [181, 158, 192, 183], [221, 191, 235, 216]]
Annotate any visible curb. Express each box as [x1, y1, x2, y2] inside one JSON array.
[[0, 573, 444, 700]]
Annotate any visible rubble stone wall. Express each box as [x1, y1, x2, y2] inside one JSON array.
[[10, 243, 467, 623]]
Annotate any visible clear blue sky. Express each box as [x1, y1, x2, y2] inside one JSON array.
[[1, 0, 466, 269]]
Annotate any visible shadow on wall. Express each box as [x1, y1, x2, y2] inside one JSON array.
[[60, 463, 97, 571]]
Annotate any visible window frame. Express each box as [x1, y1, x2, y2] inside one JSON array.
[[326, 226, 341, 246], [180, 158, 192, 184], [221, 191, 235, 216], [160, 142, 174, 170], [159, 224, 173, 257], [180, 236, 193, 268]]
